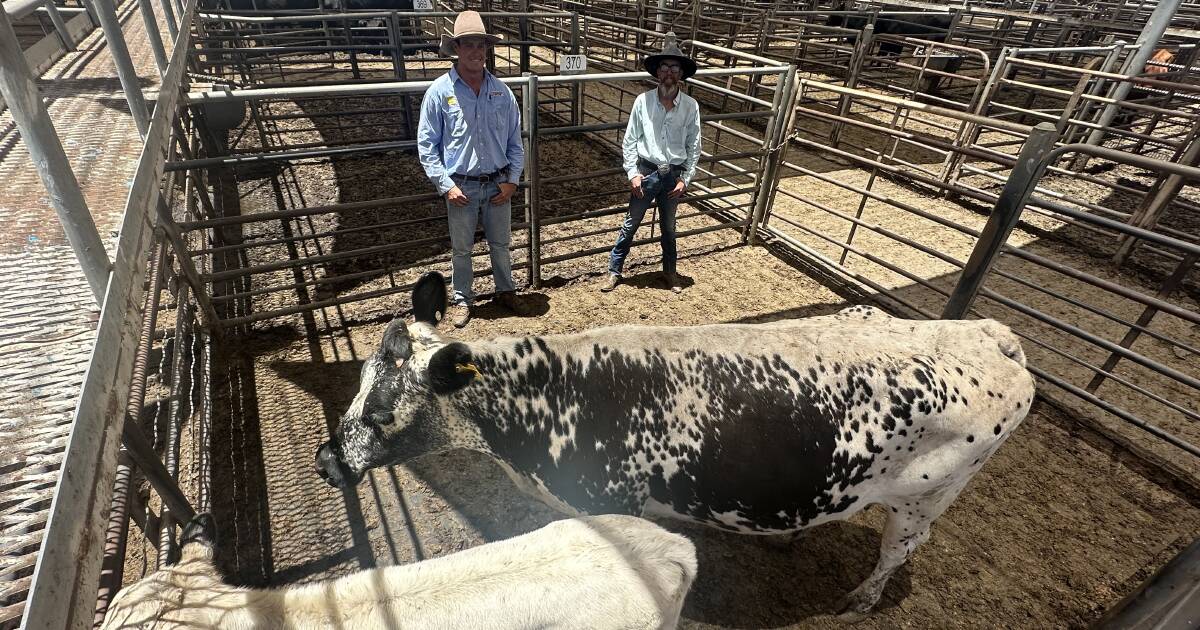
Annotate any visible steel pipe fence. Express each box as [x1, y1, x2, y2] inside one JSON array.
[[171, 60, 784, 328], [753, 74, 1200, 475]]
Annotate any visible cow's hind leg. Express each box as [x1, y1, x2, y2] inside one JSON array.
[[837, 481, 968, 621]]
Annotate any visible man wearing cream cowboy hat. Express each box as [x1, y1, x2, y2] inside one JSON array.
[[600, 32, 701, 295], [418, 10, 527, 328]]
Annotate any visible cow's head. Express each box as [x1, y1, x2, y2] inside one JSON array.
[[315, 272, 481, 488]]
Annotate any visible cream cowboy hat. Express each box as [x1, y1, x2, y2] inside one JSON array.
[[644, 32, 697, 80], [439, 11, 503, 57]]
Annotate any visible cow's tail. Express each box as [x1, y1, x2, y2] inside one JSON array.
[[981, 320, 1027, 368]]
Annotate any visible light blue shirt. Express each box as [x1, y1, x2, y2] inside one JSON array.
[[417, 67, 524, 195], [622, 88, 702, 185]]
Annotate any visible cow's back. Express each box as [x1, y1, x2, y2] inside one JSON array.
[[464, 308, 1034, 533]]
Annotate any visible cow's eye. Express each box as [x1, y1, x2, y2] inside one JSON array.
[[369, 411, 395, 425]]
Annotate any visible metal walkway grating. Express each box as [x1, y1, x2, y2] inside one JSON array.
[[0, 0, 168, 625]]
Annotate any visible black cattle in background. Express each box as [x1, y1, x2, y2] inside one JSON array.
[[828, 8, 962, 93]]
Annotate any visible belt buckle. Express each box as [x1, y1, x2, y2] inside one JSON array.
[[657, 163, 671, 176]]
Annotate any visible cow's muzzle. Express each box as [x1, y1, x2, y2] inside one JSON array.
[[315, 440, 361, 489]]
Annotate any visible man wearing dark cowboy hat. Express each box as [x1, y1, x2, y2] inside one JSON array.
[[601, 32, 701, 295], [417, 10, 526, 328]]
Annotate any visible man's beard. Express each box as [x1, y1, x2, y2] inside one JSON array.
[[658, 81, 679, 98]]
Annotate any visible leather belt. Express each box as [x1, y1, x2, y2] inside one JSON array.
[[452, 167, 509, 183], [638, 158, 682, 176]]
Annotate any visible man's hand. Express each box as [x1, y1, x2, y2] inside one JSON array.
[[490, 182, 518, 205], [446, 186, 470, 207], [630, 175, 645, 199], [667, 179, 686, 199]]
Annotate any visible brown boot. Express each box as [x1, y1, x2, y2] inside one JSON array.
[[600, 273, 620, 292], [493, 291, 532, 316], [448, 303, 472, 328]]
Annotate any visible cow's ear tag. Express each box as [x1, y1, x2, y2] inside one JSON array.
[[455, 362, 481, 379]]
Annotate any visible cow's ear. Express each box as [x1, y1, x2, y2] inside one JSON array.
[[427, 342, 479, 395], [379, 319, 413, 364], [412, 271, 448, 326]]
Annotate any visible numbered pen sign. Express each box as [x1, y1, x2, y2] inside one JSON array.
[[561, 54, 587, 75], [413, 0, 433, 10]]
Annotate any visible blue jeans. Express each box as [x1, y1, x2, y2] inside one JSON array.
[[447, 178, 515, 306], [608, 169, 679, 276]]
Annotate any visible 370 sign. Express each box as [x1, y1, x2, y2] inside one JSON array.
[[561, 54, 587, 74]]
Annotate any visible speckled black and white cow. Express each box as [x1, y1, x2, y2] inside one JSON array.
[[316, 272, 1035, 618]]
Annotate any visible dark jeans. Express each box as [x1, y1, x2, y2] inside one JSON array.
[[608, 168, 679, 276]]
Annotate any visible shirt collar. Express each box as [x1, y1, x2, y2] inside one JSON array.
[[652, 88, 682, 108], [450, 66, 493, 90]]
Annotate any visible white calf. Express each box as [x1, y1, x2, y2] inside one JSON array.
[[101, 513, 697, 630]]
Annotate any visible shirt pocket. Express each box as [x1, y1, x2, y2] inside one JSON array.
[[489, 97, 511, 135], [444, 105, 467, 138], [665, 112, 689, 145]]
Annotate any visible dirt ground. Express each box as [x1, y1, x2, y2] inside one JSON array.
[[125, 48, 1200, 629]]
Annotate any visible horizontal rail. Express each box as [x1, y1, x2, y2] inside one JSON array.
[[185, 67, 787, 103]]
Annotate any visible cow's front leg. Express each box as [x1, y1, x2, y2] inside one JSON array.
[[838, 482, 967, 621], [837, 510, 931, 622]]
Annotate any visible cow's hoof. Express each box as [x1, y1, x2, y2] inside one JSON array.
[[835, 592, 876, 624], [836, 609, 871, 624]]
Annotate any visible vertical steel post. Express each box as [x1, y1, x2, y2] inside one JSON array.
[[0, 4, 111, 303], [1075, 0, 1182, 167], [759, 63, 801, 229], [635, 0, 645, 49], [523, 74, 542, 288], [137, 0, 170, 77], [942, 122, 1058, 319], [518, 0, 530, 73], [159, 0, 179, 43], [831, 23, 872, 148], [570, 14, 581, 127], [89, 0, 151, 137], [746, 64, 795, 245]]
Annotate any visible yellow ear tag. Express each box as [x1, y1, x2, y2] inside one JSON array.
[[455, 362, 481, 379]]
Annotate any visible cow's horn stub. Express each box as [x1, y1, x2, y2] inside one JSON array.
[[413, 271, 448, 325]]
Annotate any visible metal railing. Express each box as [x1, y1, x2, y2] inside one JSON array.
[[175, 61, 787, 328], [14, 0, 207, 627]]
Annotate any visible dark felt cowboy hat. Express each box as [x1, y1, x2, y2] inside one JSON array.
[[439, 11, 503, 57], [643, 32, 697, 80]]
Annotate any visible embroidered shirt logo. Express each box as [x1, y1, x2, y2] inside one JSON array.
[[447, 95, 458, 107]]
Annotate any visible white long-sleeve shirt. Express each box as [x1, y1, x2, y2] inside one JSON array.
[[622, 88, 702, 185]]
